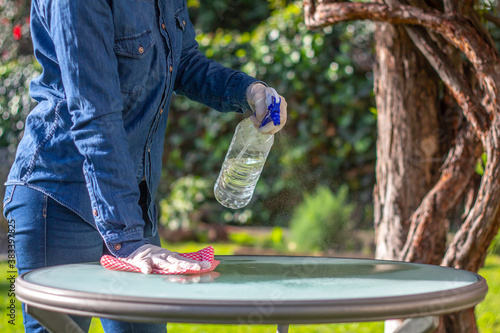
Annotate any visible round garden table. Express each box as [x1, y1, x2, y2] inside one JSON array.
[[16, 255, 488, 333]]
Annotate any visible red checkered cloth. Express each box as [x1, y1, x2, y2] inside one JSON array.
[[100, 246, 220, 275]]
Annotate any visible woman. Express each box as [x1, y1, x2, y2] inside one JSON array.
[[3, 0, 287, 332]]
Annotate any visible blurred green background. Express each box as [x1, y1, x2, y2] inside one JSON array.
[[1, 0, 499, 331]]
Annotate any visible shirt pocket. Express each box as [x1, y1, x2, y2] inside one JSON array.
[[173, 5, 187, 64], [114, 29, 155, 95], [174, 7, 187, 32]]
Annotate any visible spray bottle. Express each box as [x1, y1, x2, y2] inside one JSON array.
[[214, 89, 281, 209]]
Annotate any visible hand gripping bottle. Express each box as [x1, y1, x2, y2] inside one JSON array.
[[214, 88, 281, 209]]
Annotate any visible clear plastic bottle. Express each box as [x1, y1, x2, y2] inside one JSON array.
[[214, 117, 274, 209]]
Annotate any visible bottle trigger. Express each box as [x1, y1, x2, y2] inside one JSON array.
[[260, 89, 281, 128]]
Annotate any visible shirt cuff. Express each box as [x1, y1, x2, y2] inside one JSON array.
[[101, 227, 149, 257], [231, 74, 268, 113]]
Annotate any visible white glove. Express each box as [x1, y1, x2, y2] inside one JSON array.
[[247, 83, 287, 135], [121, 244, 211, 274]]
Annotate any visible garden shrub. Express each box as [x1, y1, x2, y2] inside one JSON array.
[[289, 185, 355, 252], [159, 176, 212, 231]]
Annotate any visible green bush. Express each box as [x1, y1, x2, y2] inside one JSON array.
[[159, 175, 212, 231], [289, 185, 355, 252]]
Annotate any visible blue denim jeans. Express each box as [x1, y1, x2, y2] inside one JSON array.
[[3, 185, 167, 333]]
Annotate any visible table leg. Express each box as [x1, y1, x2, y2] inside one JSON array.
[[276, 324, 289, 333], [25, 304, 85, 333]]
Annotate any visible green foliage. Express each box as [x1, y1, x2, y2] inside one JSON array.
[[188, 0, 271, 33], [164, 2, 377, 227], [228, 231, 258, 246], [227, 226, 285, 250], [476, 255, 500, 333], [270, 226, 284, 247], [0, 0, 37, 149], [475, 152, 488, 176], [289, 185, 355, 252], [159, 176, 212, 230], [161, 241, 240, 255]]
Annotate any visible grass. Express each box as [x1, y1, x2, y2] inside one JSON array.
[[1, 247, 498, 333], [476, 254, 500, 333]]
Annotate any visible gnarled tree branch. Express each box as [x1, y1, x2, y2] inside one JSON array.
[[403, 25, 490, 138], [442, 121, 500, 271], [400, 123, 481, 263]]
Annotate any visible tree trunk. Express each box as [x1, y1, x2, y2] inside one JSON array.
[[372, 22, 440, 261], [440, 308, 478, 333]]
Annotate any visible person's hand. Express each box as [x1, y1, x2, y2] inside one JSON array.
[[247, 83, 287, 134], [120, 244, 211, 274]]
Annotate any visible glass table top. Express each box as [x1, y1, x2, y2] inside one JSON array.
[[21, 256, 481, 302]]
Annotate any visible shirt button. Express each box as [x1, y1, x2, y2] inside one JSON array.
[[114, 244, 122, 251], [161, 23, 166, 30], [93, 209, 98, 217], [182, 20, 186, 26], [148, 148, 151, 153], [169, 65, 173, 73], [138, 46, 144, 54], [160, 108, 163, 114]]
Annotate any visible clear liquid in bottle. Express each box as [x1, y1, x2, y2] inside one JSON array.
[[214, 118, 274, 209]]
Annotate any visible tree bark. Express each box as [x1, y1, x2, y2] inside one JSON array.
[[440, 307, 478, 333], [372, 21, 440, 261], [399, 123, 481, 264]]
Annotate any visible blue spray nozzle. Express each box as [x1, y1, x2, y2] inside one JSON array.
[[259, 90, 281, 129]]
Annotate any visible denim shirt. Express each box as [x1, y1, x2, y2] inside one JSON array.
[[5, 0, 259, 257]]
